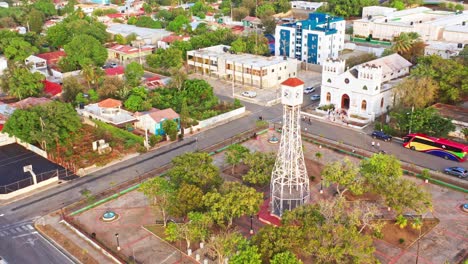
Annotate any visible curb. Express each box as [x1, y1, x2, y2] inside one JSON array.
[[34, 222, 82, 264]]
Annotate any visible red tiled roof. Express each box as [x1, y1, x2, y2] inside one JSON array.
[[36, 51, 66, 65], [145, 76, 161, 82], [105, 66, 125, 76], [11, 97, 52, 109], [160, 35, 186, 44], [106, 13, 124, 18], [243, 16, 260, 22], [98, 98, 122, 108], [109, 45, 154, 55], [43, 80, 62, 96], [148, 108, 179, 123], [281, 78, 304, 87]]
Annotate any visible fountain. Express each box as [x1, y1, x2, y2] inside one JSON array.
[[462, 204, 468, 213], [101, 210, 119, 222], [268, 136, 279, 144]]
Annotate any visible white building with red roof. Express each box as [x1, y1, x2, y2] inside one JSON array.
[[157, 35, 190, 49], [107, 44, 154, 64], [77, 98, 137, 126]]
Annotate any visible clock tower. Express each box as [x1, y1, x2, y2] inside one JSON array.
[[270, 78, 310, 218]]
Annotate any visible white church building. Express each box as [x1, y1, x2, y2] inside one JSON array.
[[319, 54, 412, 121]]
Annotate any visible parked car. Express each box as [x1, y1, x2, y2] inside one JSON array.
[[102, 62, 118, 69], [444, 167, 468, 178], [371, 130, 392, 141], [304, 86, 316, 94], [241, 91, 257, 98], [310, 94, 320, 101]]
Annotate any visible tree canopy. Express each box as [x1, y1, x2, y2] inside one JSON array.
[[1, 63, 44, 99], [61, 35, 108, 71], [389, 107, 455, 137], [124, 62, 144, 87], [46, 16, 109, 48]]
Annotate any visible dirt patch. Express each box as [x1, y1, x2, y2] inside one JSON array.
[[344, 191, 381, 202], [222, 164, 250, 178], [377, 218, 440, 249], [305, 158, 323, 185], [36, 224, 98, 264]]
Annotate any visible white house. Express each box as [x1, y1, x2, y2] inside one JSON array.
[[319, 54, 412, 121], [25, 55, 47, 76], [106, 24, 172, 45], [425, 41, 465, 59], [187, 45, 300, 89], [77, 98, 137, 126], [275, 13, 345, 65], [290, 1, 324, 11]]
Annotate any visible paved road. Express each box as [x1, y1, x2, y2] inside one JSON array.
[[0, 92, 462, 263]]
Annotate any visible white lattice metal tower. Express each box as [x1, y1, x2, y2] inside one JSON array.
[[270, 78, 310, 218]]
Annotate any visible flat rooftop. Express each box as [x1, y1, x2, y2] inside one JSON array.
[[188, 45, 297, 68], [432, 103, 468, 124]]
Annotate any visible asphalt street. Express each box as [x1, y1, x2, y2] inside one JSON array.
[[0, 94, 462, 263]]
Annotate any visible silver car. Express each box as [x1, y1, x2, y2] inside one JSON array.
[[241, 91, 257, 98]]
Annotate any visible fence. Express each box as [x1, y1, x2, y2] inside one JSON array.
[[0, 168, 76, 194]]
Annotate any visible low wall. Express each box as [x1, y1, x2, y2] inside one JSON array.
[[198, 107, 245, 129], [0, 133, 15, 146], [355, 45, 385, 57], [0, 176, 58, 200], [15, 137, 47, 158]]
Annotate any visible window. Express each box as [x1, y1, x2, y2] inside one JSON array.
[[344, 78, 349, 84], [361, 100, 367, 111], [380, 98, 384, 108], [278, 77, 281, 80], [326, 92, 331, 102], [272, 69, 275, 72], [363, 85, 368, 90], [375, 86, 378, 90]]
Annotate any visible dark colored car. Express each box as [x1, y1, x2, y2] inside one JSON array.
[[371, 131, 392, 141], [444, 167, 468, 178]]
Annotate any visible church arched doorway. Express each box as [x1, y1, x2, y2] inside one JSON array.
[[341, 94, 350, 110]]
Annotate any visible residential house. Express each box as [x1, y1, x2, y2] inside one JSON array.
[[144, 76, 164, 89], [107, 44, 154, 64], [10, 97, 52, 109], [187, 45, 300, 89], [36, 51, 66, 66], [107, 24, 172, 45], [43, 80, 62, 98], [290, 1, 324, 11], [134, 108, 180, 135], [275, 13, 346, 65], [242, 16, 261, 28], [319, 54, 412, 121], [425, 41, 465, 59], [157, 35, 190, 50], [25, 55, 47, 76], [104, 66, 125, 78], [77, 98, 137, 126]]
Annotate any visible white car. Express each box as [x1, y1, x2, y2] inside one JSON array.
[[241, 91, 257, 98], [310, 94, 320, 101], [304, 87, 316, 94]]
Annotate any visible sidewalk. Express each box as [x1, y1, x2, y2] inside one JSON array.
[[36, 214, 115, 264]]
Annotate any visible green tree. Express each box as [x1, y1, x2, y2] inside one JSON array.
[[203, 182, 263, 227], [80, 61, 104, 89], [168, 152, 222, 192], [256, 3, 275, 18], [321, 158, 364, 198], [411, 55, 468, 104], [167, 14, 190, 34], [270, 251, 303, 264], [165, 211, 213, 249], [98, 76, 125, 99], [61, 35, 108, 70], [1, 63, 44, 99], [395, 214, 408, 229], [139, 177, 174, 226], [252, 225, 297, 262], [4, 38, 38, 62], [179, 98, 190, 128], [124, 62, 144, 87], [206, 230, 247, 264], [46, 17, 109, 48], [169, 183, 204, 218], [242, 152, 275, 186], [61, 76, 85, 103], [392, 32, 417, 54], [231, 244, 262, 264], [162, 119, 178, 141], [230, 38, 247, 53], [28, 9, 45, 33], [390, 107, 455, 137], [33, 0, 57, 17], [393, 76, 439, 108], [225, 143, 250, 174], [146, 47, 183, 70], [124, 93, 151, 112], [114, 34, 127, 45], [3, 102, 81, 149], [275, 0, 291, 13]]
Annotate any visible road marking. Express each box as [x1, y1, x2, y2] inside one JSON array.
[[21, 226, 29, 231], [0, 214, 4, 216], [2, 230, 9, 235], [10, 229, 17, 234], [15, 227, 23, 232], [27, 224, 34, 230], [12, 231, 38, 239]]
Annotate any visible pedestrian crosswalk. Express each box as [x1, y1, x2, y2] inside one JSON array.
[[0, 223, 35, 237]]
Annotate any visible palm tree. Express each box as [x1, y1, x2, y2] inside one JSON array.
[[392, 33, 413, 54]]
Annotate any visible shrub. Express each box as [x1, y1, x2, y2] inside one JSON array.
[[94, 120, 144, 147], [149, 134, 162, 147], [318, 104, 335, 111], [398, 238, 405, 244]]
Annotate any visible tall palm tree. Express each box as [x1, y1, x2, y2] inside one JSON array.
[[392, 33, 413, 54]]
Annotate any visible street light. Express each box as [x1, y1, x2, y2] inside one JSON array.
[[115, 233, 120, 251], [319, 178, 323, 194], [407, 106, 414, 134], [249, 215, 254, 234]]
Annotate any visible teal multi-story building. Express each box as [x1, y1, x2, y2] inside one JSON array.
[[275, 13, 345, 65]]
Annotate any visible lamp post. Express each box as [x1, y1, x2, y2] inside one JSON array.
[[249, 215, 254, 235], [319, 178, 323, 194], [115, 233, 120, 251], [408, 106, 414, 134]]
